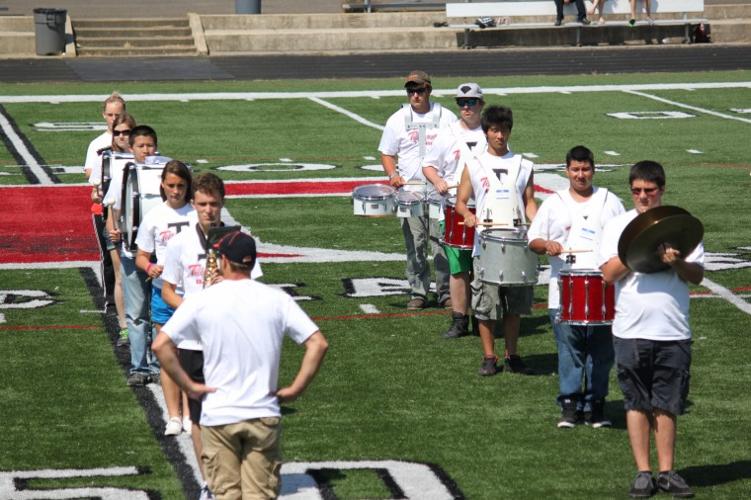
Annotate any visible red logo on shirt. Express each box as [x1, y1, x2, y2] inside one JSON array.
[[480, 176, 490, 192]]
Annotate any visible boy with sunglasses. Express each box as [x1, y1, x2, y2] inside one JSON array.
[[599, 161, 704, 498], [378, 70, 457, 310], [422, 83, 486, 337]]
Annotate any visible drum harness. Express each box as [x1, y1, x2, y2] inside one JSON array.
[[557, 188, 610, 269]]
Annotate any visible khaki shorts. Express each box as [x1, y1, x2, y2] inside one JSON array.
[[202, 417, 282, 500], [471, 257, 533, 321]]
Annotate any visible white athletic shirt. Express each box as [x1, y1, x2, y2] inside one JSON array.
[[422, 121, 486, 186], [466, 148, 533, 256], [85, 132, 111, 185], [528, 187, 625, 308], [162, 279, 319, 426], [378, 102, 457, 182], [162, 223, 264, 350], [598, 209, 704, 341], [134, 201, 195, 289]]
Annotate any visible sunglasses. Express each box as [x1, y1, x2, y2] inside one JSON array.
[[112, 129, 131, 137], [630, 187, 660, 195], [406, 87, 428, 95], [456, 98, 480, 107]]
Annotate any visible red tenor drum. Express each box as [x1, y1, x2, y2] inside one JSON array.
[[558, 269, 615, 325], [442, 197, 476, 249]]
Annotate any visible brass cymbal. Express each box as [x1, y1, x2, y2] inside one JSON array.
[[617, 205, 703, 274]]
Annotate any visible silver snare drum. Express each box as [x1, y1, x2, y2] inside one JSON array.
[[478, 228, 538, 286], [352, 184, 395, 217], [396, 190, 424, 218], [427, 192, 443, 220]]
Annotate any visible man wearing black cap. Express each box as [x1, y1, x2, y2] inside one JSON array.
[[378, 69, 457, 310], [154, 231, 328, 499]]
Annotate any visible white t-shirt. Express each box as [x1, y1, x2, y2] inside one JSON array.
[[162, 223, 264, 350], [134, 201, 195, 289], [528, 187, 625, 308], [378, 102, 457, 181], [422, 121, 485, 186], [162, 279, 319, 426], [598, 209, 704, 341], [466, 148, 533, 256], [85, 132, 112, 185]]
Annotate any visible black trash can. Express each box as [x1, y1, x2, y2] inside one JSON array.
[[33, 8, 67, 56], [236, 0, 261, 14]]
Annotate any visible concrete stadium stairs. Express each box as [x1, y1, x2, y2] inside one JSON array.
[[72, 18, 197, 57]]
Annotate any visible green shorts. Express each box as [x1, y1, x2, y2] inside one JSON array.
[[439, 220, 472, 275]]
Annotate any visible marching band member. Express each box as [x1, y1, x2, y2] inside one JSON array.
[[134, 160, 195, 437], [161, 173, 262, 500], [85, 93, 125, 314], [455, 105, 537, 376], [599, 161, 703, 498], [528, 145, 624, 428], [422, 83, 486, 338], [378, 70, 457, 310], [103, 125, 160, 386], [103, 113, 137, 347]]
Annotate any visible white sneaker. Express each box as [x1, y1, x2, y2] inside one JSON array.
[[183, 416, 192, 435], [164, 417, 182, 436]]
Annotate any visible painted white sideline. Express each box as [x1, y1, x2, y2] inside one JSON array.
[[0, 112, 54, 185], [700, 277, 751, 316], [1, 82, 750, 105]]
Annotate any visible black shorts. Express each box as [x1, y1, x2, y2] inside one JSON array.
[[178, 348, 205, 425], [613, 337, 691, 416]]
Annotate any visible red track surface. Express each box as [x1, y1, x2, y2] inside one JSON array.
[[0, 179, 563, 265]]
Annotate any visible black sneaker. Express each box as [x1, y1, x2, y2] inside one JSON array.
[[657, 471, 694, 498], [557, 398, 578, 428], [504, 355, 530, 374], [580, 17, 592, 25], [554, 18, 563, 26], [629, 471, 656, 498], [587, 399, 612, 428], [478, 355, 500, 376], [126, 372, 149, 387], [443, 313, 469, 339]]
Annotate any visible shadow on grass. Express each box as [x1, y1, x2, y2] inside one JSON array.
[[680, 460, 751, 487]]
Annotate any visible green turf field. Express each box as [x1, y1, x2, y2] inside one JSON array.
[[1, 70, 750, 499]]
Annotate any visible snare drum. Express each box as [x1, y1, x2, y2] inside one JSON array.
[[396, 190, 424, 218], [442, 197, 476, 249], [427, 192, 443, 220], [101, 150, 134, 197], [477, 228, 538, 286], [120, 162, 165, 251], [557, 269, 615, 325], [353, 184, 395, 217]]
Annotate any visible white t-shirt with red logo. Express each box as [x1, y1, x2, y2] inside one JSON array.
[[135, 201, 195, 290], [378, 102, 457, 181]]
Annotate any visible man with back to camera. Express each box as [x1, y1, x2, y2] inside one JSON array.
[[379, 70, 457, 310], [528, 145, 624, 428], [154, 231, 328, 499], [599, 160, 703, 498]]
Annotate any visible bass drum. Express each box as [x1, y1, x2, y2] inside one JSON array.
[[101, 150, 134, 199], [477, 227, 538, 286], [120, 160, 166, 251]]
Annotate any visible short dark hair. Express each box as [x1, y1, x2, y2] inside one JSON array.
[[629, 160, 666, 189], [566, 145, 595, 169], [192, 172, 225, 201], [129, 125, 157, 147], [160, 160, 192, 203], [481, 105, 513, 134]]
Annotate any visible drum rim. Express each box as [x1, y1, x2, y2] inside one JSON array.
[[559, 269, 604, 276], [353, 184, 395, 201]]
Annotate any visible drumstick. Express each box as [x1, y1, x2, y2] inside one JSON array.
[[563, 249, 593, 254], [404, 180, 427, 186]]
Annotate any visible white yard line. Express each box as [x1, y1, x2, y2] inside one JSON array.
[[0, 112, 54, 185], [700, 278, 751, 316], [624, 90, 751, 125], [308, 97, 384, 131], [1, 82, 750, 104]]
